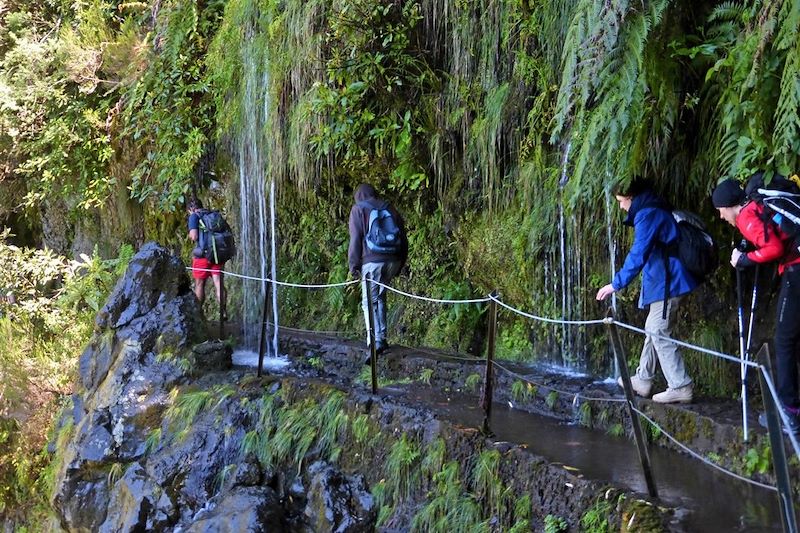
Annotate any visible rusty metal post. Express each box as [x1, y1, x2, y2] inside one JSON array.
[[256, 281, 270, 377], [605, 309, 658, 498], [481, 291, 498, 434], [365, 273, 378, 394], [755, 343, 798, 533]]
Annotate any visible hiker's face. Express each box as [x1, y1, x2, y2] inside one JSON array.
[[615, 195, 633, 212], [717, 206, 738, 227]]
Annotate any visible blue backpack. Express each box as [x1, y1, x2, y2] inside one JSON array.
[[358, 201, 402, 255]]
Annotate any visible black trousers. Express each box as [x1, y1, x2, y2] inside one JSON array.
[[774, 266, 800, 409]]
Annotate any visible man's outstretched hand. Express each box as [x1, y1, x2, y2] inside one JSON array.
[[596, 283, 615, 301]]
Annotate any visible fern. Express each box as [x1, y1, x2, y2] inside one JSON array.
[[772, 0, 800, 172], [552, 0, 672, 205]]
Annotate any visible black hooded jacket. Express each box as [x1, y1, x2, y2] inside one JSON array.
[[348, 184, 407, 274]]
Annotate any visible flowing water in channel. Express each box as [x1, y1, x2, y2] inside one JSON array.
[[398, 386, 782, 532]]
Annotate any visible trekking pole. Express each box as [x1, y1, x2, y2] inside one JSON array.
[[742, 264, 760, 439], [736, 259, 749, 442]]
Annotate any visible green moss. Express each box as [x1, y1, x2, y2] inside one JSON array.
[[620, 499, 666, 533]]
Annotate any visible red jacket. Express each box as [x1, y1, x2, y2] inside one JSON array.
[[736, 201, 800, 273]]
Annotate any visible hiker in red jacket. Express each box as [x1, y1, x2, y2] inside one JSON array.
[[713, 178, 800, 436]]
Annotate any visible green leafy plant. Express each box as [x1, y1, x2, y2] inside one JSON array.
[[606, 423, 625, 438], [742, 445, 772, 476], [580, 495, 614, 533], [545, 390, 559, 410], [577, 401, 592, 428], [465, 373, 482, 393], [386, 434, 421, 503], [544, 514, 568, 533], [144, 428, 162, 456], [419, 368, 434, 385]]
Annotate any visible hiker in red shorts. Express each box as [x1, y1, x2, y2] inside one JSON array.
[[187, 198, 226, 311]]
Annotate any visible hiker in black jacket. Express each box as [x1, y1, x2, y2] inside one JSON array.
[[348, 184, 407, 356]]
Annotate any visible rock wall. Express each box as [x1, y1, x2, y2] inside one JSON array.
[[51, 243, 675, 532]]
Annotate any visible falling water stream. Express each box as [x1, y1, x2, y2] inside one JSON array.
[[235, 32, 271, 351]]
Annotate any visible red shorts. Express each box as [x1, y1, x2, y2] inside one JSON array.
[[192, 258, 223, 280]]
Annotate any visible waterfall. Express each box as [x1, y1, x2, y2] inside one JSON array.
[[557, 141, 571, 365], [235, 32, 271, 350], [604, 182, 619, 378]]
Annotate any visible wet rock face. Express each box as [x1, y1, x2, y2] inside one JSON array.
[[304, 462, 377, 533], [52, 243, 213, 532], [186, 487, 284, 533]]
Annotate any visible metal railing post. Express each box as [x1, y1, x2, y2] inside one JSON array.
[[257, 281, 270, 377], [605, 309, 658, 498], [481, 291, 498, 434], [755, 343, 798, 533], [219, 276, 226, 340], [365, 273, 378, 394]]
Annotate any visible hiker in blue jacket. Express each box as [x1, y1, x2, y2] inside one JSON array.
[[596, 178, 698, 403]]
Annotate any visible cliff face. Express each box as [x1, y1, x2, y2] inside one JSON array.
[[51, 242, 208, 530], [50, 243, 379, 532], [51, 243, 674, 532]]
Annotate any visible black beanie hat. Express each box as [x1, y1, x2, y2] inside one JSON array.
[[712, 179, 746, 208]]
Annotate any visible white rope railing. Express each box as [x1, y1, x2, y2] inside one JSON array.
[[630, 405, 778, 492], [611, 320, 760, 369], [187, 266, 359, 288], [189, 265, 753, 369], [489, 294, 608, 326], [492, 359, 628, 404], [371, 279, 491, 304], [194, 261, 800, 496]]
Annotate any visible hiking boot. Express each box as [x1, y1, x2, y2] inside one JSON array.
[[617, 375, 652, 398], [652, 385, 693, 404], [758, 411, 800, 436], [376, 341, 388, 355]]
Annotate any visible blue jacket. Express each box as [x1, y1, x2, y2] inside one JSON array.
[[612, 191, 698, 308]]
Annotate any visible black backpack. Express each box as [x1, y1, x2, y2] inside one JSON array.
[[669, 211, 719, 282], [660, 210, 718, 319], [198, 210, 236, 264], [745, 172, 800, 245], [357, 201, 403, 255]]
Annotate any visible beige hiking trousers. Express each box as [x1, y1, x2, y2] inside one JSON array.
[[635, 296, 693, 390]]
